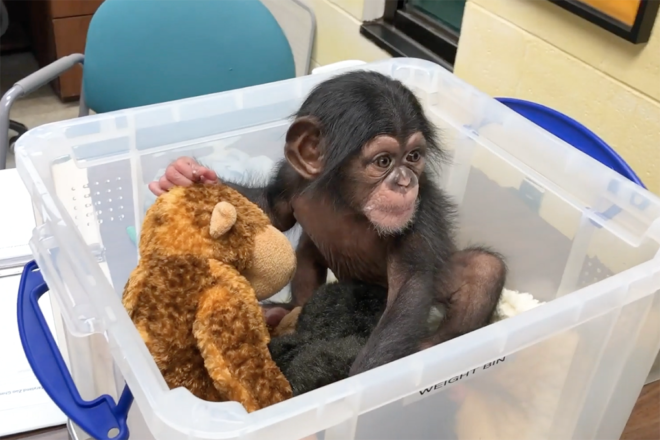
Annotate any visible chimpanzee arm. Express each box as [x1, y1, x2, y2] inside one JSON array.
[[289, 231, 328, 307], [261, 231, 328, 315], [348, 235, 443, 375], [221, 161, 298, 232], [348, 184, 456, 376]]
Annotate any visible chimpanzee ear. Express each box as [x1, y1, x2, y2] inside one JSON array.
[[284, 116, 323, 179]]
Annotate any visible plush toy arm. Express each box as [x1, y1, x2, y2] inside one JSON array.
[[122, 264, 146, 318], [193, 260, 292, 412]]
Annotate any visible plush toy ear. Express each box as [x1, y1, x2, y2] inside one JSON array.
[[210, 201, 237, 238]]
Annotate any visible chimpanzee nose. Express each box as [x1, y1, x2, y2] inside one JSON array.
[[388, 167, 416, 193], [397, 171, 411, 187]]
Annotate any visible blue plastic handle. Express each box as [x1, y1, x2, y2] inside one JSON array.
[[17, 260, 133, 440]]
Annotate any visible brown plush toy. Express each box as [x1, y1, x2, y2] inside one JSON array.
[[122, 183, 296, 412]]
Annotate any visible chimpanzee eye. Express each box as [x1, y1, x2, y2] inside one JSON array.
[[407, 150, 421, 162], [375, 155, 392, 168]]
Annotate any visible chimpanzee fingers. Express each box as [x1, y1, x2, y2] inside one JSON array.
[[158, 174, 176, 192], [165, 165, 195, 187], [170, 157, 200, 181], [170, 157, 219, 185], [148, 181, 166, 196], [193, 164, 218, 183]]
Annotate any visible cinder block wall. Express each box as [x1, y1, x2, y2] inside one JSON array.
[[454, 0, 660, 194], [305, 0, 391, 69]]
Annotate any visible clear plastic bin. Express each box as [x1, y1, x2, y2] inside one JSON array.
[[14, 58, 660, 440]]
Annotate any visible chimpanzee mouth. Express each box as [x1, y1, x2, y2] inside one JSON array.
[[364, 193, 418, 214], [378, 202, 416, 214], [364, 198, 419, 232], [368, 197, 418, 215]]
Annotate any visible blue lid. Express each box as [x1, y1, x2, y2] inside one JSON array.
[[496, 98, 646, 189]]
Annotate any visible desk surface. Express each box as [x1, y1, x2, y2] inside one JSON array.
[[3, 425, 69, 440]]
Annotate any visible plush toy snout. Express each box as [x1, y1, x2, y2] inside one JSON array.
[[243, 225, 297, 300]]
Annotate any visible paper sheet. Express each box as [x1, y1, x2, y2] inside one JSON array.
[[0, 169, 35, 266], [0, 169, 67, 435], [0, 275, 67, 436]]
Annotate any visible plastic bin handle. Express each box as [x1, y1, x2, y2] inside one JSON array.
[[17, 260, 133, 440]]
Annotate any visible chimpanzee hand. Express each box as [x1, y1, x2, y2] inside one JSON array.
[[148, 156, 219, 196]]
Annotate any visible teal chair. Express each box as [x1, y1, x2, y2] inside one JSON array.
[[0, 0, 305, 168]]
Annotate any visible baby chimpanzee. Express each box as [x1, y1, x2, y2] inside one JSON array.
[[151, 70, 507, 376], [269, 281, 387, 396]]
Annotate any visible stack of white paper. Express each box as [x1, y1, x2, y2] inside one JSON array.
[[0, 169, 67, 436], [0, 169, 34, 271]]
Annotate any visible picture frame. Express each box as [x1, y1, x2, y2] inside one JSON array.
[[547, 0, 660, 44]]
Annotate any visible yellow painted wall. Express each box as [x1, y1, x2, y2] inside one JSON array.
[[304, 0, 391, 69], [454, 0, 660, 194]]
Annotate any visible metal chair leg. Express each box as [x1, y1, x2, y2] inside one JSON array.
[[8, 119, 28, 150]]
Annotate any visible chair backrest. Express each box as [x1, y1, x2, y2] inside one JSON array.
[[496, 98, 646, 188], [260, 0, 315, 77], [83, 0, 295, 114]]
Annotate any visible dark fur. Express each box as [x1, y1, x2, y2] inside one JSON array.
[[269, 281, 387, 396], [220, 71, 507, 376], [292, 71, 446, 196]]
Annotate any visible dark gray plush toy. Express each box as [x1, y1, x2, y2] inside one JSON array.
[[268, 281, 387, 396]]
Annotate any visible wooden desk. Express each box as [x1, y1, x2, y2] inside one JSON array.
[[27, 0, 104, 101], [622, 381, 660, 440]]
